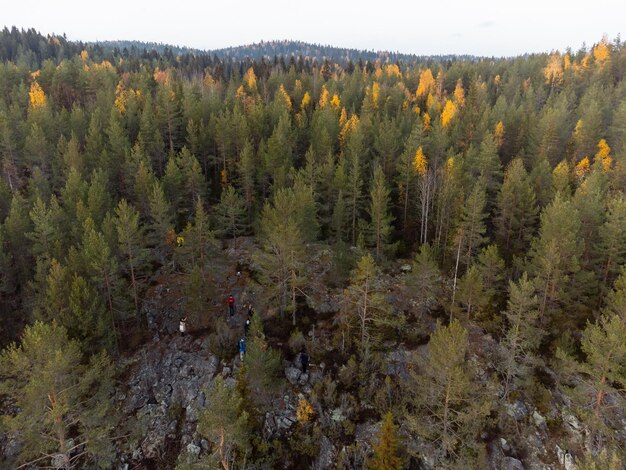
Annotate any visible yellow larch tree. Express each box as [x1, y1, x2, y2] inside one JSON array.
[[563, 53, 572, 70], [29, 81, 46, 109], [114, 81, 129, 113], [318, 86, 330, 108], [300, 91, 311, 111], [416, 68, 435, 98], [543, 52, 563, 86], [330, 93, 341, 108], [370, 82, 381, 109], [340, 114, 360, 146], [423, 112, 431, 130], [413, 147, 427, 176], [494, 121, 505, 149], [441, 99, 457, 128], [339, 108, 348, 128], [244, 67, 257, 91], [426, 93, 435, 111], [446, 156, 455, 175], [595, 139, 612, 172], [277, 84, 292, 110], [80, 49, 89, 62], [575, 157, 591, 180], [593, 36, 611, 66], [385, 63, 402, 78], [453, 79, 465, 105]]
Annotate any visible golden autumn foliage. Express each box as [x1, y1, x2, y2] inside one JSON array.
[[595, 139, 613, 172], [339, 108, 348, 128], [563, 53, 572, 70], [413, 147, 427, 176], [319, 86, 330, 108], [544, 52, 564, 85], [114, 81, 129, 113], [426, 93, 437, 112], [385, 63, 402, 78], [370, 82, 381, 109], [296, 398, 315, 424], [301, 91, 311, 111], [454, 79, 465, 105], [441, 99, 457, 128], [374, 65, 383, 80], [340, 114, 360, 145], [446, 156, 455, 174], [80, 50, 89, 62], [416, 68, 435, 98], [422, 112, 431, 130], [153, 67, 170, 85], [330, 94, 341, 108], [494, 74, 502, 87], [28, 81, 46, 109], [203, 73, 218, 90], [277, 84, 292, 110], [593, 37, 611, 66], [494, 121, 505, 148], [575, 157, 591, 180], [236, 85, 246, 99], [244, 67, 257, 91]]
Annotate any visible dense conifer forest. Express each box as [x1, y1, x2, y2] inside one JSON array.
[[1, 27, 626, 469]]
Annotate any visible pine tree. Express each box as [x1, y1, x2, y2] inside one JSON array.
[[499, 273, 542, 398], [405, 243, 442, 309], [340, 254, 395, 353], [0, 321, 117, 468], [196, 376, 251, 470], [406, 320, 492, 464], [253, 211, 305, 324], [557, 314, 626, 452], [368, 165, 395, 259], [453, 265, 490, 322], [367, 412, 403, 470]]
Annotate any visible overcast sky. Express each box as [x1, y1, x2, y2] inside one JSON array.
[[4, 0, 625, 57]]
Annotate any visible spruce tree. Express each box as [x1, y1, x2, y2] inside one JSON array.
[[114, 199, 149, 315]]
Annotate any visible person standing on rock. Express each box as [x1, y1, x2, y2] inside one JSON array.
[[247, 303, 254, 318], [179, 317, 188, 336], [228, 294, 235, 316], [244, 318, 251, 336], [300, 350, 309, 374], [239, 338, 246, 361]]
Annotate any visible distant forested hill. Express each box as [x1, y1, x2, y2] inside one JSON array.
[[0, 26, 479, 70]]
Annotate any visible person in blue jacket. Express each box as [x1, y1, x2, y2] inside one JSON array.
[[239, 338, 246, 361]]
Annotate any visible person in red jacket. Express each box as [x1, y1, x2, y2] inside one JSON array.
[[228, 294, 235, 316]]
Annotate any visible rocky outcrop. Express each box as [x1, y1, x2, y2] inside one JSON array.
[[117, 335, 219, 464]]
